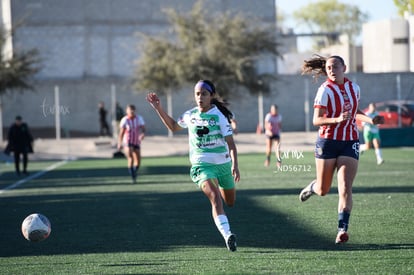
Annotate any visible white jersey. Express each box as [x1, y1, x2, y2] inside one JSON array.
[[177, 105, 233, 165]]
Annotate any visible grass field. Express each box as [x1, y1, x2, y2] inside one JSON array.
[[0, 148, 413, 274]]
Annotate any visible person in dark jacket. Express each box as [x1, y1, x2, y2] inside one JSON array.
[[5, 116, 34, 176], [98, 101, 111, 136]]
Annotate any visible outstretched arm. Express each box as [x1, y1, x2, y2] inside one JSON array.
[[356, 109, 384, 125], [146, 92, 183, 132]]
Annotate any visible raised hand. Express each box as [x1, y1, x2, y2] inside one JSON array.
[[146, 92, 161, 110]]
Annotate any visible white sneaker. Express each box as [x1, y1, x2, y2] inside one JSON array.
[[299, 180, 315, 202], [225, 234, 237, 252], [377, 159, 384, 165]]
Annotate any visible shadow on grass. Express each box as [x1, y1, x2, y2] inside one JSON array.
[[0, 164, 412, 257], [0, 165, 191, 189]]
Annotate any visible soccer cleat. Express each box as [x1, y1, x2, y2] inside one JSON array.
[[335, 230, 349, 244], [226, 234, 237, 252], [377, 159, 384, 165], [276, 159, 282, 169], [299, 180, 315, 202]]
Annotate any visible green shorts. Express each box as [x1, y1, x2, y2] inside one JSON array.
[[363, 130, 381, 143], [190, 162, 235, 190]]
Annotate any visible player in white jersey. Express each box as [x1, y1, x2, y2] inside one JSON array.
[[146, 80, 240, 252], [118, 104, 145, 183], [360, 103, 384, 165]]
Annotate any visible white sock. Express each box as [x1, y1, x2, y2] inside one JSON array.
[[360, 144, 367, 152], [375, 148, 383, 161], [214, 214, 231, 239]]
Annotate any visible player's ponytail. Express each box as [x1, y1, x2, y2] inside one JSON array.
[[301, 54, 346, 81], [211, 98, 233, 124]]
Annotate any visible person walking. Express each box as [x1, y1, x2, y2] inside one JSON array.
[[117, 104, 146, 183], [264, 104, 282, 168], [360, 103, 384, 165], [298, 55, 384, 244], [5, 116, 34, 176], [146, 80, 240, 252]]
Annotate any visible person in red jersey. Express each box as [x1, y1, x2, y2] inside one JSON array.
[[117, 104, 145, 183], [298, 55, 384, 244]]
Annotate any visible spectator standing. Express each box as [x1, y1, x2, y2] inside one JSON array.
[[98, 101, 111, 136], [5, 116, 34, 176]]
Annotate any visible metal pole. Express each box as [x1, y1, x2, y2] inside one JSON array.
[[396, 74, 402, 128], [111, 83, 117, 141], [257, 91, 264, 134], [54, 85, 61, 140], [304, 79, 310, 132]]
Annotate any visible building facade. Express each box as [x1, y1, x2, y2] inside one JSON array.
[[363, 16, 414, 73]]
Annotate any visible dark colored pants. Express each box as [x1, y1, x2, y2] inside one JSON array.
[[14, 151, 28, 174]]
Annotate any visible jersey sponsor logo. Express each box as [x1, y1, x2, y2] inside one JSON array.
[[196, 126, 210, 137]]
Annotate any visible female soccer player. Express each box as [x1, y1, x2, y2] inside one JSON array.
[[117, 104, 146, 183], [146, 80, 240, 252], [298, 55, 384, 244], [360, 103, 384, 165], [264, 104, 282, 168]]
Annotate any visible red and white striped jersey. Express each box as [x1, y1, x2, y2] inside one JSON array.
[[120, 115, 145, 145], [313, 78, 360, 141]]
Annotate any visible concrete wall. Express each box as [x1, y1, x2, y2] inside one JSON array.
[[2, 72, 413, 138], [10, 0, 276, 79]]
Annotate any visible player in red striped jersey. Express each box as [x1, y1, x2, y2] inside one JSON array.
[[117, 104, 146, 183], [298, 55, 384, 244]]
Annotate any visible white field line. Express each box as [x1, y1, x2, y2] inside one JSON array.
[[0, 160, 68, 195]]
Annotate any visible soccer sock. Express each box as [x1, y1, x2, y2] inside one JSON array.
[[128, 166, 135, 178], [375, 148, 383, 161], [338, 211, 351, 231], [310, 180, 315, 193], [214, 214, 232, 239], [360, 144, 366, 152]]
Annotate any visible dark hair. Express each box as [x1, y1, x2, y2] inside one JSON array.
[[126, 104, 136, 111], [200, 79, 233, 123], [301, 54, 345, 80]]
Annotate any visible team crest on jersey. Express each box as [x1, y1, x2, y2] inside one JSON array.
[[208, 118, 217, 126], [343, 102, 352, 111]]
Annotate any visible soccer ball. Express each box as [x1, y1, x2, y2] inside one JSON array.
[[21, 213, 51, 242]]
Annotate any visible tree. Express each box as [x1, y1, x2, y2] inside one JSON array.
[[393, 0, 414, 16], [0, 28, 41, 95], [0, 27, 41, 141], [133, 1, 280, 99], [293, 0, 369, 47]]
